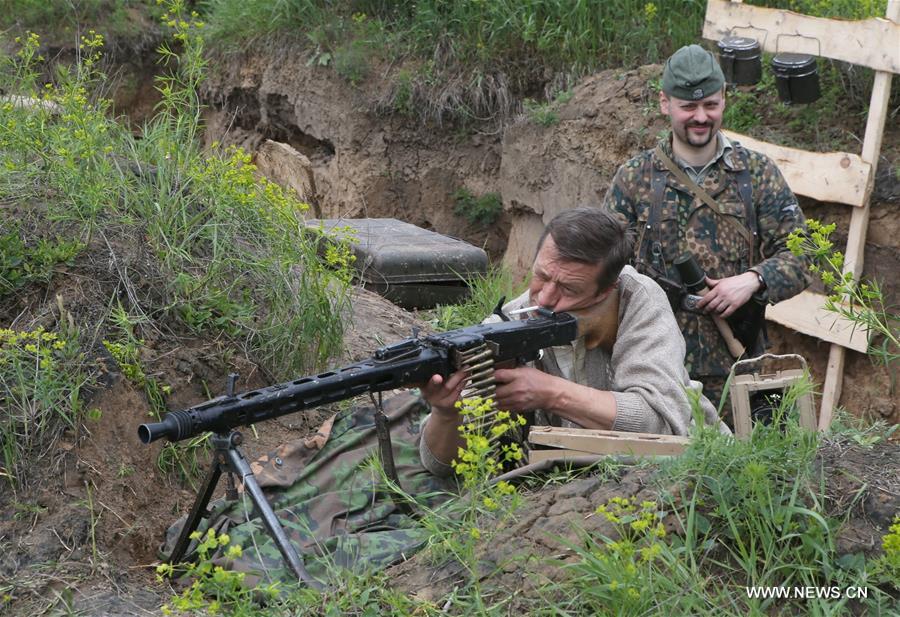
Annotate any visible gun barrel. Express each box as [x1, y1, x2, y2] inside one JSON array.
[[139, 409, 194, 444]]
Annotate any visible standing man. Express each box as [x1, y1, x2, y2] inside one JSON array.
[[602, 44, 811, 420], [419, 208, 726, 477]]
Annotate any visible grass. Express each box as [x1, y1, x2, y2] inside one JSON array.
[[195, 0, 894, 126], [453, 187, 502, 226], [424, 266, 525, 331], [149, 377, 900, 616], [542, 380, 899, 616], [0, 1, 164, 53], [0, 3, 354, 486], [198, 0, 708, 124], [0, 322, 95, 489]]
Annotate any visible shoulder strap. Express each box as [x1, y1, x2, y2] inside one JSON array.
[[734, 146, 759, 266], [654, 145, 753, 247]]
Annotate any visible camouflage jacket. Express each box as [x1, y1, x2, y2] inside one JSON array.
[[602, 133, 811, 377]]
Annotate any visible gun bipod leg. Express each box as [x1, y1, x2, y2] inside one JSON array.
[[166, 448, 223, 567]]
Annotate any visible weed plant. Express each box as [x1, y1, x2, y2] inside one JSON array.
[[550, 380, 898, 615], [0, 0, 156, 43], [158, 529, 439, 616], [426, 266, 524, 332], [0, 323, 96, 488], [0, 1, 354, 484], [416, 396, 525, 611], [523, 89, 573, 127], [788, 219, 898, 366], [745, 0, 888, 19], [0, 225, 84, 293], [452, 187, 502, 227]]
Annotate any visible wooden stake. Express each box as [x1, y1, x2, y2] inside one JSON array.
[[819, 0, 899, 431]]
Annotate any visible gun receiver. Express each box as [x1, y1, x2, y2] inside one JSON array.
[[138, 310, 578, 445]]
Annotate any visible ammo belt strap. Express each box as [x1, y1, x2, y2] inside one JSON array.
[[653, 145, 758, 264]]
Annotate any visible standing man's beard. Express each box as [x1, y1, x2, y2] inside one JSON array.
[[682, 122, 715, 147]]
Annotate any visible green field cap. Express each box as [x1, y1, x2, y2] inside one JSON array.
[[662, 44, 725, 100]]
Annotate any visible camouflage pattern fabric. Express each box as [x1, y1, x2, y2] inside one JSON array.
[[162, 392, 457, 588], [603, 133, 810, 384]]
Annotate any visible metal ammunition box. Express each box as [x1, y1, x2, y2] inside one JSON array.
[[307, 218, 488, 309]]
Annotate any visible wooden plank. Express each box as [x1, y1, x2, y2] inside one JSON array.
[[820, 1, 899, 430], [704, 0, 900, 73], [722, 131, 872, 207], [528, 427, 689, 456], [730, 381, 754, 439], [819, 345, 846, 430], [765, 290, 869, 353], [527, 448, 599, 464]]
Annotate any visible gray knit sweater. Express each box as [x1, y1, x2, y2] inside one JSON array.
[[420, 265, 726, 476]]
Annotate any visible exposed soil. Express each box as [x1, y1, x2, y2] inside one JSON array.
[[1, 34, 898, 617]]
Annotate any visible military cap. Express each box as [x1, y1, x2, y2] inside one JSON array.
[[661, 44, 725, 100]]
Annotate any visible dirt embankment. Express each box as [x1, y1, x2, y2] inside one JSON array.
[[199, 43, 898, 423]]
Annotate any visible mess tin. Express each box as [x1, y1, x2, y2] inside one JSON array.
[[717, 36, 762, 86], [771, 53, 821, 104]]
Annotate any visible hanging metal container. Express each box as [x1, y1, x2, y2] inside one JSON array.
[[717, 36, 762, 85], [771, 53, 821, 104]]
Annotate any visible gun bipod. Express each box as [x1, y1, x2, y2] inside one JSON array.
[[165, 430, 323, 589]]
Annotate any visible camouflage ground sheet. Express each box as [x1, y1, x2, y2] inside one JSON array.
[[163, 392, 457, 588]]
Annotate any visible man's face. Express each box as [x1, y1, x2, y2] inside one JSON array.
[[529, 235, 606, 313], [659, 89, 725, 150]]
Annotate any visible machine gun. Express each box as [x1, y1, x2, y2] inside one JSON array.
[[139, 307, 579, 586]]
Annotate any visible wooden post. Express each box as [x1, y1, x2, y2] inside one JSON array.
[[819, 0, 899, 430]]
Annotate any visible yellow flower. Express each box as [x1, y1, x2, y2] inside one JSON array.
[[226, 544, 243, 559]]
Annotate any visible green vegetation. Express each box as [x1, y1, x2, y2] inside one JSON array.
[[452, 187, 502, 226], [0, 323, 94, 488], [523, 89, 573, 127], [152, 379, 899, 615], [426, 266, 524, 332], [422, 397, 524, 587], [0, 226, 84, 293], [552, 382, 899, 616], [202, 0, 705, 70], [789, 219, 898, 366], [0, 0, 354, 486], [0, 0, 155, 42], [745, 0, 888, 19]]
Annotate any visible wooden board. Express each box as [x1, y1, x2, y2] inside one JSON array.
[[765, 290, 869, 353], [527, 448, 600, 464], [723, 131, 872, 207], [703, 0, 900, 74], [528, 427, 689, 457]]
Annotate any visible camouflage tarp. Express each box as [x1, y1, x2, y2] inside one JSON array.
[[162, 392, 457, 587]]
